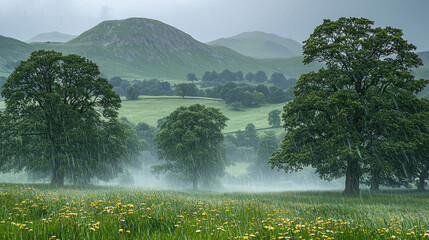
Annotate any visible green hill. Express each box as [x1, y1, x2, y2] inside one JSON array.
[[27, 31, 77, 43], [0, 35, 33, 72], [417, 50, 429, 65], [56, 18, 276, 79], [0, 18, 316, 79], [208, 31, 302, 59]]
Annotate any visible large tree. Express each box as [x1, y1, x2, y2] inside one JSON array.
[[270, 18, 427, 195], [0, 50, 141, 186], [154, 104, 228, 190]]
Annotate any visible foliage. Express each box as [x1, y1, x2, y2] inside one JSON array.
[[0, 76, 6, 92], [111, 78, 173, 97], [187, 73, 198, 83], [267, 86, 293, 104], [125, 85, 140, 100], [134, 79, 173, 96], [174, 83, 198, 98], [200, 70, 245, 87], [0, 50, 142, 186], [270, 72, 296, 90], [268, 109, 281, 127], [254, 71, 267, 83], [248, 131, 281, 180], [153, 104, 228, 190], [245, 72, 254, 81], [206, 81, 292, 107], [270, 17, 427, 195], [234, 123, 259, 150]]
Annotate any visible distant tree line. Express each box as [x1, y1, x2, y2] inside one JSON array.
[[206, 82, 293, 107], [172, 81, 293, 108], [189, 70, 296, 90], [109, 76, 174, 99]]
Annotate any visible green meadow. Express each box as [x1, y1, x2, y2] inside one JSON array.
[[119, 96, 285, 132], [1, 184, 428, 240]]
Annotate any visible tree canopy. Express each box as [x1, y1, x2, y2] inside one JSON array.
[[268, 110, 281, 128], [0, 50, 142, 186], [154, 104, 228, 190], [270, 17, 428, 195], [174, 83, 198, 98]]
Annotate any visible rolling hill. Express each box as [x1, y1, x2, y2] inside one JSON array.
[[208, 31, 302, 59], [417, 50, 429, 66], [0, 18, 318, 79], [0, 35, 33, 72], [27, 31, 77, 43]]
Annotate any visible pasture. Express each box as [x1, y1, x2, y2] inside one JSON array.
[[119, 96, 285, 132]]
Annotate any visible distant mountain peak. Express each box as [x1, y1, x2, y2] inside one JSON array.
[[27, 31, 77, 43], [208, 31, 302, 59]]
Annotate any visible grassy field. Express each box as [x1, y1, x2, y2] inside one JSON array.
[[1, 96, 284, 132], [0, 184, 428, 239], [119, 96, 285, 132]]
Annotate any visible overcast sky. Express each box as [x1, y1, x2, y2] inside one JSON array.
[[1, 0, 428, 51]]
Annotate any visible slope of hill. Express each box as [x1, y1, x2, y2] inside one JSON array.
[[417, 50, 429, 66], [54, 18, 278, 78], [0, 35, 33, 72], [27, 31, 77, 43], [208, 31, 302, 59], [0, 18, 317, 79]]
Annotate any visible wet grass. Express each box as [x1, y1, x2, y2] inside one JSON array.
[[0, 183, 428, 239], [119, 96, 285, 132]]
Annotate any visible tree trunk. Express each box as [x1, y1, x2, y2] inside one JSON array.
[[192, 167, 199, 190], [370, 181, 380, 191], [344, 158, 360, 195], [51, 159, 65, 187], [193, 174, 198, 190], [370, 169, 380, 191], [416, 173, 426, 192]]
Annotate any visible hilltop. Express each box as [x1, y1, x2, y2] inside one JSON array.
[[0, 18, 314, 79], [27, 31, 77, 43], [208, 31, 302, 59]]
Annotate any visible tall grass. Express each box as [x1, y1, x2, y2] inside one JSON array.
[[1, 184, 428, 239]]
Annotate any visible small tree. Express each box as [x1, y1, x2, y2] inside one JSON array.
[[235, 123, 259, 150], [254, 71, 267, 83], [174, 83, 198, 98], [268, 110, 281, 127], [245, 72, 254, 81], [125, 85, 140, 100], [154, 104, 228, 190], [248, 131, 280, 180], [187, 73, 198, 83]]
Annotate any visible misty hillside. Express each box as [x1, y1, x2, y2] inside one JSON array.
[[0, 18, 318, 79], [0, 18, 321, 79], [0, 35, 33, 72], [27, 31, 77, 43], [417, 50, 429, 65], [60, 18, 277, 78], [208, 31, 302, 59]]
